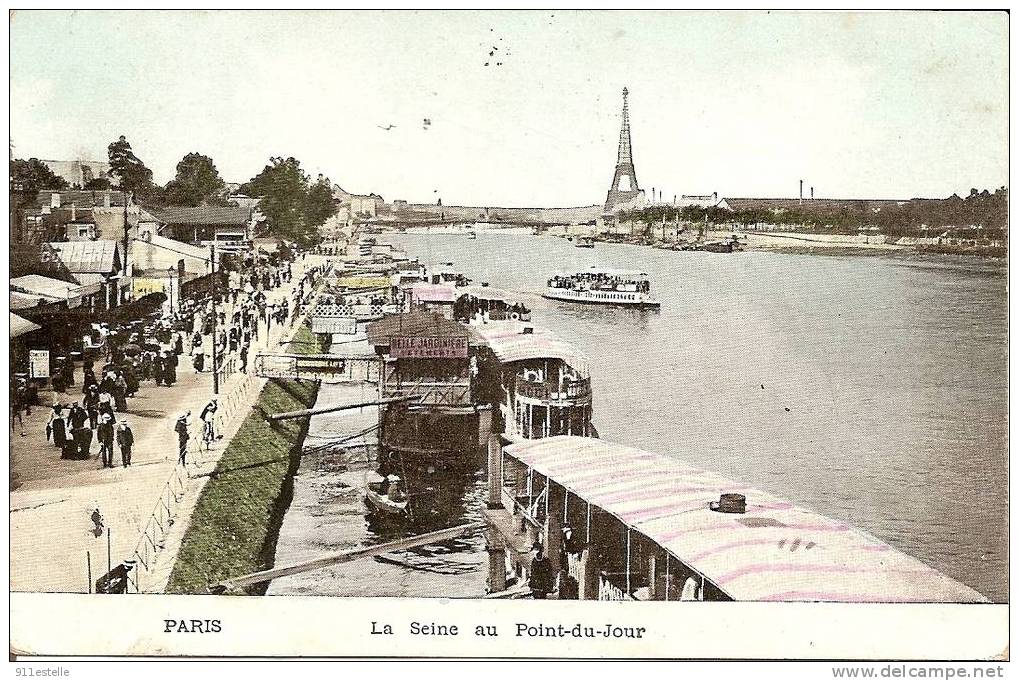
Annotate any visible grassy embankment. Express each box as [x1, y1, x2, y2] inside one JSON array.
[[165, 324, 328, 594]]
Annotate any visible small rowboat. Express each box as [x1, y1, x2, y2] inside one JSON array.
[[365, 479, 409, 516]]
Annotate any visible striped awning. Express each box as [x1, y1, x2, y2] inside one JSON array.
[[473, 321, 589, 375], [503, 436, 987, 603]]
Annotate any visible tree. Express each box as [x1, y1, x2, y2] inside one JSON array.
[[10, 158, 68, 198], [304, 175, 337, 228], [241, 156, 330, 247], [107, 135, 154, 196], [164, 152, 227, 206], [84, 177, 111, 191]]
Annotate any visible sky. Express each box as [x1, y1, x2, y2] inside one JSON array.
[[9, 10, 1009, 206]]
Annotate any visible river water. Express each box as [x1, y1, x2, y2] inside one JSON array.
[[272, 230, 1008, 602]]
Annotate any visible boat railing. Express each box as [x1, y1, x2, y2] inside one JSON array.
[[516, 376, 591, 402]]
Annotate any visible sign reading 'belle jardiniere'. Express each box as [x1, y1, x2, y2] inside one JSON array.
[[390, 335, 468, 359]]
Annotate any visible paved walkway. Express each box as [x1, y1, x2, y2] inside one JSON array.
[[10, 255, 328, 593]]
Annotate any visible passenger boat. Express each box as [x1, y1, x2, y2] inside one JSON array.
[[466, 230, 478, 240], [365, 476, 409, 516], [575, 237, 595, 248], [544, 267, 660, 308]]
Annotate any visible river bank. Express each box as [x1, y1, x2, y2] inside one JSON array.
[[585, 228, 1007, 258], [165, 324, 330, 595]]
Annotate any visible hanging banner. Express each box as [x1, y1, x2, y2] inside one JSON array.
[[311, 316, 357, 335], [29, 350, 50, 379], [390, 335, 468, 359]]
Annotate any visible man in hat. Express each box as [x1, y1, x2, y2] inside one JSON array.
[[528, 542, 554, 600], [116, 419, 134, 467], [175, 412, 190, 466], [96, 411, 116, 468]]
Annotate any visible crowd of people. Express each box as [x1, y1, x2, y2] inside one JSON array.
[[16, 250, 327, 474]]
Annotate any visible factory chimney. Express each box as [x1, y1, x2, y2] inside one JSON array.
[[799, 180, 803, 205], [810, 186, 814, 200]]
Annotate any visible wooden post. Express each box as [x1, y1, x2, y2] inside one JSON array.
[[86, 552, 92, 594], [648, 554, 658, 600], [625, 528, 631, 597], [486, 532, 507, 594], [486, 434, 502, 509], [665, 553, 671, 601], [546, 483, 562, 573], [107, 527, 112, 578]]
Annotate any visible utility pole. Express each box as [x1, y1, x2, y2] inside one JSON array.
[[122, 189, 130, 276], [210, 243, 219, 395]]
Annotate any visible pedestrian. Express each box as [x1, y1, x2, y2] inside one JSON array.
[[528, 543, 554, 600], [124, 362, 139, 397], [82, 366, 98, 393], [97, 412, 115, 468], [240, 344, 249, 373], [46, 403, 67, 449], [175, 412, 190, 466], [554, 567, 579, 600], [154, 354, 165, 386], [62, 354, 76, 387], [114, 372, 128, 411], [116, 419, 134, 467], [200, 399, 218, 444], [174, 333, 184, 356], [163, 351, 178, 386], [193, 349, 205, 373], [84, 383, 100, 428], [10, 382, 26, 437], [76, 421, 94, 460]]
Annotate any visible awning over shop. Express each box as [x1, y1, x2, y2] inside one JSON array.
[[11, 275, 83, 308], [10, 313, 42, 339], [503, 436, 988, 603]]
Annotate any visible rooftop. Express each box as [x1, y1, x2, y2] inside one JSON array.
[[471, 321, 589, 374], [47, 240, 121, 274], [503, 436, 987, 603], [148, 205, 253, 226], [366, 311, 482, 347]]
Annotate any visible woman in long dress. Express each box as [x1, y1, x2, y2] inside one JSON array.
[[47, 404, 67, 449]]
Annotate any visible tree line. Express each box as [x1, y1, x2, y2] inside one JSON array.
[[10, 135, 335, 247], [618, 188, 1008, 239]]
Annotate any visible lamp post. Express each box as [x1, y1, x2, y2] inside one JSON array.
[[167, 266, 176, 312]]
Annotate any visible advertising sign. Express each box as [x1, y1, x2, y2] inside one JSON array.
[[29, 350, 50, 379], [390, 335, 468, 359], [311, 316, 357, 335]]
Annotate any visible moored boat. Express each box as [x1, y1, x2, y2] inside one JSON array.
[[575, 237, 595, 248], [365, 475, 409, 516], [544, 267, 660, 308]]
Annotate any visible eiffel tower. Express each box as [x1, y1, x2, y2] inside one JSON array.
[[603, 87, 644, 215]]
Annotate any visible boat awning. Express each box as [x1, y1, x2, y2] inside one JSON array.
[[473, 321, 589, 375], [502, 436, 987, 603], [10, 313, 42, 339], [554, 266, 648, 278], [411, 283, 456, 303], [458, 286, 525, 305]]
